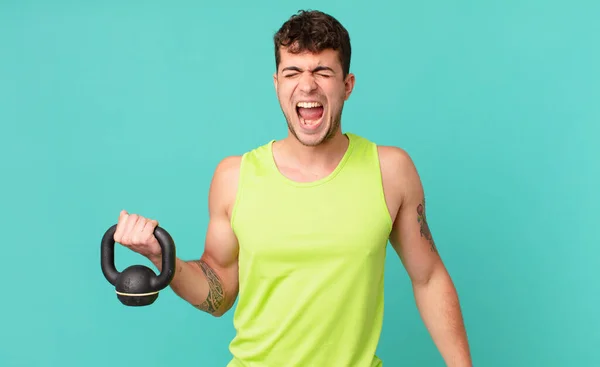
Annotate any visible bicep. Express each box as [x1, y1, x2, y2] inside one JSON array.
[[199, 156, 241, 295], [202, 213, 239, 273], [389, 153, 441, 285]]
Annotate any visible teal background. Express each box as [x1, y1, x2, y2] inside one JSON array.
[[1, 0, 598, 366]]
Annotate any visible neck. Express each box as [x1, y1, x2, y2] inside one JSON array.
[[277, 131, 349, 169]]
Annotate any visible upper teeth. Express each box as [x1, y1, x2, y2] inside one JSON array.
[[297, 102, 322, 108]]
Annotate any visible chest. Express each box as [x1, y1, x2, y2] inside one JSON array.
[[232, 181, 392, 269]]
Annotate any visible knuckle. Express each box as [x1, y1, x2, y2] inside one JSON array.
[[112, 212, 159, 250], [132, 234, 142, 245], [121, 234, 131, 244]]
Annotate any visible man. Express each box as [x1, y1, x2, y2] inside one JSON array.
[[113, 10, 472, 367]]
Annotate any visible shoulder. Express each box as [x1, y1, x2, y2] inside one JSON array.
[[211, 139, 274, 184], [209, 156, 243, 214], [214, 155, 243, 177], [212, 155, 244, 193], [376, 145, 424, 215], [348, 133, 415, 169], [377, 145, 419, 183], [209, 140, 268, 214], [377, 145, 414, 168]]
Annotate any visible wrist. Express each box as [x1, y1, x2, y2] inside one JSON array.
[[148, 254, 163, 269]]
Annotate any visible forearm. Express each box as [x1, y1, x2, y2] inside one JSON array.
[[149, 255, 230, 316], [413, 266, 472, 367]]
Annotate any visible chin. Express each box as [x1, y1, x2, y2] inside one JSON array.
[[296, 133, 328, 147]]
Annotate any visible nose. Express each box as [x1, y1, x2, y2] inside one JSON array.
[[298, 72, 317, 93]]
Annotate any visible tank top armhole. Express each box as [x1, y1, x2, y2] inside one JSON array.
[[372, 144, 394, 231], [230, 152, 248, 231]]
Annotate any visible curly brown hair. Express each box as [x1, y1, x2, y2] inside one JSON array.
[[273, 10, 352, 77]]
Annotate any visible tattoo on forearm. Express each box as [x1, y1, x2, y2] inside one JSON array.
[[417, 198, 437, 253], [192, 260, 224, 313]]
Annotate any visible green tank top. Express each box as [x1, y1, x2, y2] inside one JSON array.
[[227, 133, 393, 367]]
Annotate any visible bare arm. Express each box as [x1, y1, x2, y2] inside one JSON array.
[[149, 156, 241, 317], [381, 147, 472, 366]]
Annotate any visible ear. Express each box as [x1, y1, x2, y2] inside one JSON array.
[[344, 73, 355, 100], [273, 72, 278, 93]]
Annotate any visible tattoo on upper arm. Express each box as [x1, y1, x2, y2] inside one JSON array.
[[192, 260, 225, 313], [417, 199, 437, 253]]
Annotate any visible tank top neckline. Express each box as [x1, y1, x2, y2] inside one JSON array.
[[266, 133, 356, 188]]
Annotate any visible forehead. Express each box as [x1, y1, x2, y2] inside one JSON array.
[[278, 48, 342, 72]]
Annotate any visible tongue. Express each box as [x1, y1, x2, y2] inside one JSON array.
[[298, 107, 323, 120]]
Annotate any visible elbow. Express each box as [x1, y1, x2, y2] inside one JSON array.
[[210, 306, 230, 318], [412, 261, 450, 288], [194, 305, 228, 317], [200, 299, 234, 318]]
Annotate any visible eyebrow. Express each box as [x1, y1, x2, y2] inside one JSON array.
[[281, 66, 336, 73]]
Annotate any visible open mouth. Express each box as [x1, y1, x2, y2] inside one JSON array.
[[296, 101, 324, 129]]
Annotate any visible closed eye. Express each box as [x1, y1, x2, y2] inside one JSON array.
[[281, 66, 336, 79], [313, 66, 335, 77]]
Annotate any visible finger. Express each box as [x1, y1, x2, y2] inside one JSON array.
[[114, 210, 129, 243], [142, 219, 159, 243], [132, 216, 148, 244], [121, 214, 139, 244]]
